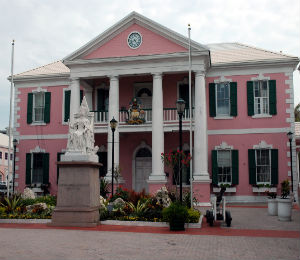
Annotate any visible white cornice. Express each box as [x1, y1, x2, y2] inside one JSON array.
[[64, 51, 208, 67], [63, 11, 209, 61]]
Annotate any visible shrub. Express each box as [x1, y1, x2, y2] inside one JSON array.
[[187, 208, 200, 223], [162, 202, 188, 223], [128, 189, 150, 206], [110, 187, 130, 202], [281, 179, 290, 199], [0, 195, 23, 214]]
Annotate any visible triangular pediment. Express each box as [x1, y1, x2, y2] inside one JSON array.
[[64, 11, 209, 61]]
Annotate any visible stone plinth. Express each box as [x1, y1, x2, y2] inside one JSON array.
[[50, 161, 101, 227]]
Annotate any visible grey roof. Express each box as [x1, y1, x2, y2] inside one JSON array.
[[14, 42, 299, 78]]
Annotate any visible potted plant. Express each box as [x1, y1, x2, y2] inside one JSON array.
[[162, 201, 188, 231], [277, 179, 293, 221], [266, 191, 277, 216]]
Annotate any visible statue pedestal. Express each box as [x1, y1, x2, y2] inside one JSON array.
[[50, 161, 101, 227]]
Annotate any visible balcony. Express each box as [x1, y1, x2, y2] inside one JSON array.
[[92, 108, 194, 124]]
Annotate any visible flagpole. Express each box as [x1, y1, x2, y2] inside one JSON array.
[[188, 24, 193, 208], [7, 40, 15, 197]]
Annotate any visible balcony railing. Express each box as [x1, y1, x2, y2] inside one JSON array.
[[92, 108, 194, 124]]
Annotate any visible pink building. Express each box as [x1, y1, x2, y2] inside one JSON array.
[[11, 12, 300, 203], [0, 133, 12, 184]]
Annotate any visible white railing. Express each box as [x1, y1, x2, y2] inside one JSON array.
[[93, 108, 193, 124]]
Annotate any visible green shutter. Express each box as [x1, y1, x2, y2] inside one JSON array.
[[25, 153, 32, 185], [231, 150, 239, 185], [209, 83, 216, 117], [27, 93, 33, 124], [44, 92, 51, 123], [248, 149, 256, 184], [80, 90, 83, 105], [212, 150, 218, 185], [42, 153, 49, 184], [269, 80, 277, 115], [230, 82, 237, 116], [271, 149, 278, 185], [64, 90, 71, 122], [247, 81, 254, 116]]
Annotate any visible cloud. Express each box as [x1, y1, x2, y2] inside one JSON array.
[[0, 0, 299, 129]]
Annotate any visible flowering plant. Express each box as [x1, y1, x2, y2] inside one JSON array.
[[161, 150, 191, 168]]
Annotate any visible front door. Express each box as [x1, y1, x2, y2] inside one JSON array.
[[135, 157, 152, 192]]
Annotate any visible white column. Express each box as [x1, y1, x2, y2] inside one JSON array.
[[70, 78, 80, 123], [106, 76, 119, 179], [149, 73, 166, 182], [193, 71, 210, 181]]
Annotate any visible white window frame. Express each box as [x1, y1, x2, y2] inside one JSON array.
[[216, 149, 232, 185], [255, 149, 271, 185], [253, 80, 269, 116], [215, 82, 231, 117]]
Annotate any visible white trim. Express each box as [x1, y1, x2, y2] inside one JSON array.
[[208, 127, 290, 135], [214, 141, 233, 150], [31, 86, 47, 93], [14, 78, 70, 88], [252, 114, 272, 118], [213, 75, 232, 83], [250, 73, 270, 81], [253, 140, 273, 149], [30, 146, 46, 153], [19, 134, 68, 140], [30, 122, 47, 126], [214, 116, 233, 120]]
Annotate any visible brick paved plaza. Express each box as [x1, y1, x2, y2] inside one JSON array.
[[0, 206, 299, 260]]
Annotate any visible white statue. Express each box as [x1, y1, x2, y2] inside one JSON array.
[[64, 96, 98, 161]]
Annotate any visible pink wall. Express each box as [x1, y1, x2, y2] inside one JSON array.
[[16, 139, 68, 194], [84, 24, 187, 59], [17, 85, 70, 135], [206, 73, 290, 130], [208, 132, 290, 196]]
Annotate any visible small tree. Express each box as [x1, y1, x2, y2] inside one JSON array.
[[161, 150, 191, 200]]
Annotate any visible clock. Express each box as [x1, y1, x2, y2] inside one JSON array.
[[127, 32, 142, 49]]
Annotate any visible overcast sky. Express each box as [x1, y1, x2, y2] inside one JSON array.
[[0, 0, 299, 130]]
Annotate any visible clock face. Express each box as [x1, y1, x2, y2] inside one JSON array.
[[127, 32, 142, 49]]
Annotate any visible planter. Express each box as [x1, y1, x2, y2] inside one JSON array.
[[169, 219, 185, 231], [267, 198, 277, 216], [213, 187, 236, 193], [252, 187, 277, 193], [277, 198, 292, 221]]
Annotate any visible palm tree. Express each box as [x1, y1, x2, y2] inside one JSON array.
[[295, 103, 300, 122]]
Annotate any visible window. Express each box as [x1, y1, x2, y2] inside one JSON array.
[[256, 149, 271, 184], [10, 154, 13, 161], [216, 82, 230, 116], [173, 150, 190, 185], [248, 148, 278, 185], [0, 152, 2, 159], [209, 82, 237, 117], [27, 91, 51, 124], [212, 149, 239, 185], [33, 92, 45, 122], [247, 80, 276, 116], [5, 153, 8, 160], [26, 153, 49, 185], [217, 150, 231, 184], [254, 81, 269, 115]]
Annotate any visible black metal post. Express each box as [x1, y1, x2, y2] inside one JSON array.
[[111, 128, 115, 197], [12, 141, 16, 194], [179, 113, 183, 203], [289, 138, 294, 194]]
